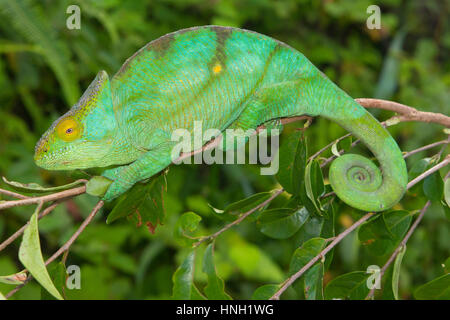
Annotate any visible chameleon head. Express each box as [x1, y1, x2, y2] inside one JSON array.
[[34, 70, 117, 170]]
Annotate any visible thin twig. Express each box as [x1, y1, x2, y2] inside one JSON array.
[[365, 201, 431, 299], [0, 186, 86, 211], [269, 152, 449, 300], [355, 98, 450, 127], [320, 138, 361, 168], [0, 188, 30, 200], [45, 200, 104, 265], [364, 141, 449, 299], [193, 189, 284, 247], [270, 212, 376, 300], [1, 98, 447, 299], [0, 202, 60, 252], [407, 155, 450, 189], [5, 200, 104, 299], [402, 139, 449, 158], [317, 119, 394, 168], [309, 133, 352, 161]]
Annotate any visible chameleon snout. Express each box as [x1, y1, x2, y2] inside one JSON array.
[[34, 136, 50, 166]]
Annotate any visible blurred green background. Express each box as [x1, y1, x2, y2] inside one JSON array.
[[0, 0, 448, 299]]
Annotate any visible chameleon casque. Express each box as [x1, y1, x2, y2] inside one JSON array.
[[34, 26, 407, 212]]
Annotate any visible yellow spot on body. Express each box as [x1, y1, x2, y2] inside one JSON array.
[[212, 63, 222, 74]]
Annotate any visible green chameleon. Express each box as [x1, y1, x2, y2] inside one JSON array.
[[34, 26, 407, 212]]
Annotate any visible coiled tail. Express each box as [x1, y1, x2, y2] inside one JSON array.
[[313, 76, 407, 212]]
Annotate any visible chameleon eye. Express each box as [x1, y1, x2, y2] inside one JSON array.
[[56, 117, 81, 142]]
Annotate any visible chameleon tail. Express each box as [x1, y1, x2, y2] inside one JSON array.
[[313, 78, 407, 212]]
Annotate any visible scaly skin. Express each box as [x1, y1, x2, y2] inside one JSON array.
[[34, 26, 407, 212]]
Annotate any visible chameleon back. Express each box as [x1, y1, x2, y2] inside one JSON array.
[[110, 26, 321, 149], [41, 25, 405, 211], [109, 26, 407, 212]]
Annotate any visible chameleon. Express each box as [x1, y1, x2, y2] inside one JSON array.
[[34, 26, 407, 212]]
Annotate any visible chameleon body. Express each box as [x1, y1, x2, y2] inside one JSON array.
[[34, 26, 407, 212]]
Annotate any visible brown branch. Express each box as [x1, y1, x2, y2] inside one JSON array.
[[309, 133, 352, 161], [0, 98, 446, 299], [407, 155, 450, 190], [45, 200, 104, 265], [0, 202, 60, 252], [5, 200, 104, 299], [356, 98, 450, 127], [320, 138, 361, 168], [402, 139, 449, 159], [365, 142, 449, 299], [269, 153, 449, 300], [270, 212, 376, 300], [0, 98, 445, 211], [315, 119, 390, 168], [365, 201, 431, 300], [0, 186, 86, 211], [0, 188, 30, 200], [193, 189, 284, 247]]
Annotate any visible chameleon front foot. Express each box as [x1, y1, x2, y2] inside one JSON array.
[[102, 178, 133, 201], [101, 166, 133, 200]]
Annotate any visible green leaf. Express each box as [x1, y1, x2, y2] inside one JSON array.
[[304, 262, 324, 300], [414, 274, 450, 300], [339, 136, 352, 152], [444, 178, 450, 207], [0, 291, 5, 300], [443, 257, 450, 274], [444, 202, 450, 220], [289, 237, 327, 276], [276, 131, 307, 195], [320, 203, 336, 270], [0, 271, 27, 285], [392, 245, 406, 300], [423, 171, 444, 202], [358, 215, 394, 255], [172, 250, 205, 300], [107, 174, 166, 232], [227, 236, 284, 282], [304, 160, 325, 214], [210, 192, 272, 221], [202, 244, 232, 300], [331, 136, 352, 158], [290, 237, 327, 298], [2, 177, 86, 194], [295, 215, 325, 245], [251, 284, 280, 300], [19, 204, 63, 300], [408, 158, 431, 194], [374, 30, 405, 99], [324, 271, 369, 300], [86, 176, 112, 197], [257, 207, 309, 239], [359, 211, 412, 256], [384, 210, 413, 235], [331, 140, 340, 158], [41, 262, 66, 300], [174, 212, 202, 247]]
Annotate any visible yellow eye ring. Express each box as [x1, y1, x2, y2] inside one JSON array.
[[56, 117, 81, 142]]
